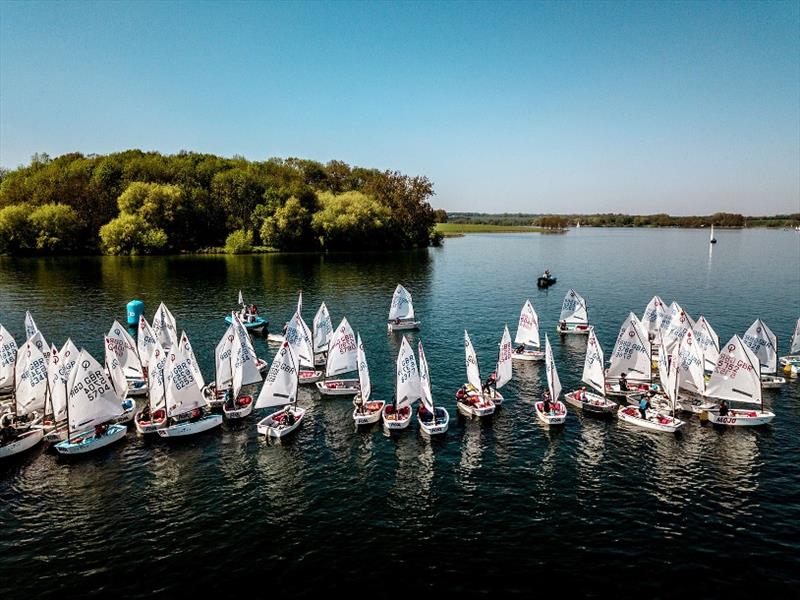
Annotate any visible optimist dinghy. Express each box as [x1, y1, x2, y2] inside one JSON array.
[[605, 313, 654, 399], [135, 342, 168, 434], [564, 329, 616, 416], [778, 318, 800, 375], [285, 310, 322, 384], [416, 340, 449, 435], [316, 318, 360, 397], [387, 284, 421, 331], [255, 341, 305, 438], [455, 331, 495, 417], [534, 335, 567, 425], [382, 337, 419, 431], [556, 289, 592, 334], [352, 334, 385, 426], [742, 319, 785, 388], [512, 300, 545, 361], [221, 322, 261, 420], [1, 340, 48, 459], [42, 340, 78, 442], [312, 303, 333, 367], [106, 321, 147, 396]]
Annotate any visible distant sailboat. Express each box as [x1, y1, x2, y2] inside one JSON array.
[[709, 224, 717, 244]]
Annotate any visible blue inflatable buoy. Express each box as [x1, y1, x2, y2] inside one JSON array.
[[127, 299, 144, 328]]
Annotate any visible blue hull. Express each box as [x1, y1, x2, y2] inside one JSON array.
[[225, 316, 268, 330]]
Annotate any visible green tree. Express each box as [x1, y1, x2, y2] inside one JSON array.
[[260, 196, 314, 250], [0, 204, 35, 253], [28, 203, 82, 252], [99, 214, 167, 255], [312, 191, 390, 250], [225, 229, 253, 254]]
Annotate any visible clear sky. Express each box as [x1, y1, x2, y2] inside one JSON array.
[[1, 0, 798, 214]]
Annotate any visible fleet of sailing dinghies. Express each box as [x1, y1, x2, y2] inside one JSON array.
[[417, 340, 449, 434], [742, 319, 786, 388], [387, 284, 421, 331], [316, 318, 360, 397], [455, 330, 496, 417], [226, 289, 268, 333], [352, 334, 385, 426], [556, 289, 592, 334], [383, 336, 419, 430], [704, 335, 776, 426], [779, 318, 800, 376], [1, 295, 797, 461], [564, 329, 616, 416], [535, 335, 567, 424], [255, 341, 304, 437], [512, 300, 544, 361]]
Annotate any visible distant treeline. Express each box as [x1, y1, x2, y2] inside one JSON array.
[[0, 151, 440, 255], [443, 212, 800, 228]]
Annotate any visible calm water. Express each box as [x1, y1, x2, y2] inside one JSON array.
[[1, 228, 799, 597]]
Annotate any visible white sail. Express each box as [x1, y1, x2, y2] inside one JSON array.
[[642, 296, 667, 337], [14, 341, 49, 415], [47, 342, 75, 422], [582, 328, 605, 395], [514, 299, 540, 348], [286, 312, 314, 368], [464, 330, 482, 391], [238, 289, 244, 306], [706, 335, 762, 405], [742, 319, 778, 374], [388, 284, 415, 321], [544, 334, 562, 401], [152, 302, 178, 349], [215, 325, 235, 390], [658, 344, 681, 412], [105, 337, 129, 401], [418, 340, 434, 412], [396, 336, 421, 409], [297, 291, 303, 316], [313, 303, 333, 354], [607, 312, 652, 382], [179, 331, 205, 389], [28, 330, 50, 363], [164, 342, 206, 416], [692, 316, 720, 371], [559, 289, 588, 324], [24, 310, 39, 341], [0, 324, 18, 390], [675, 329, 705, 394], [496, 325, 513, 389], [356, 334, 372, 403], [67, 349, 124, 433], [147, 342, 168, 412], [231, 324, 262, 398], [710, 224, 715, 241], [137, 316, 157, 368], [231, 312, 258, 357], [662, 303, 693, 352], [325, 317, 358, 377], [106, 320, 143, 378], [255, 341, 298, 409], [791, 318, 800, 354]]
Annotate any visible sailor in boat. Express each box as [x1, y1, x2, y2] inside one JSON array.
[[1, 415, 15, 445], [542, 391, 552, 414], [619, 372, 629, 391], [576, 386, 587, 403], [482, 371, 498, 398], [140, 404, 151, 423], [94, 423, 109, 439], [456, 384, 469, 406], [559, 320, 567, 332], [223, 388, 234, 411], [719, 399, 729, 417], [639, 395, 651, 420], [354, 392, 365, 415], [282, 409, 296, 428]]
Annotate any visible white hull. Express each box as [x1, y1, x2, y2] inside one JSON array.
[[157, 414, 223, 438], [707, 409, 775, 427], [512, 349, 544, 362], [605, 381, 652, 399], [556, 323, 592, 335], [203, 382, 227, 408], [534, 400, 567, 425], [418, 406, 449, 435], [779, 354, 800, 367], [564, 391, 616, 415], [126, 377, 149, 397], [299, 370, 323, 384], [115, 399, 136, 424], [222, 395, 254, 419], [55, 424, 128, 455], [134, 408, 167, 434], [456, 394, 495, 417], [316, 379, 360, 397], [257, 406, 306, 438], [382, 405, 412, 430], [0, 428, 43, 459], [760, 374, 785, 389], [387, 320, 421, 332], [352, 400, 385, 426], [267, 333, 286, 344], [618, 406, 684, 433], [484, 390, 504, 406]]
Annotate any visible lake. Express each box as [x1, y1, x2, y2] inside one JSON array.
[[1, 227, 799, 597]]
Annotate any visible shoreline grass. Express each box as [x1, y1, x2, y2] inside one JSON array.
[[435, 223, 549, 234]]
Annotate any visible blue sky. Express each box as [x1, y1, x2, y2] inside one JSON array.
[[1, 0, 798, 214]]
